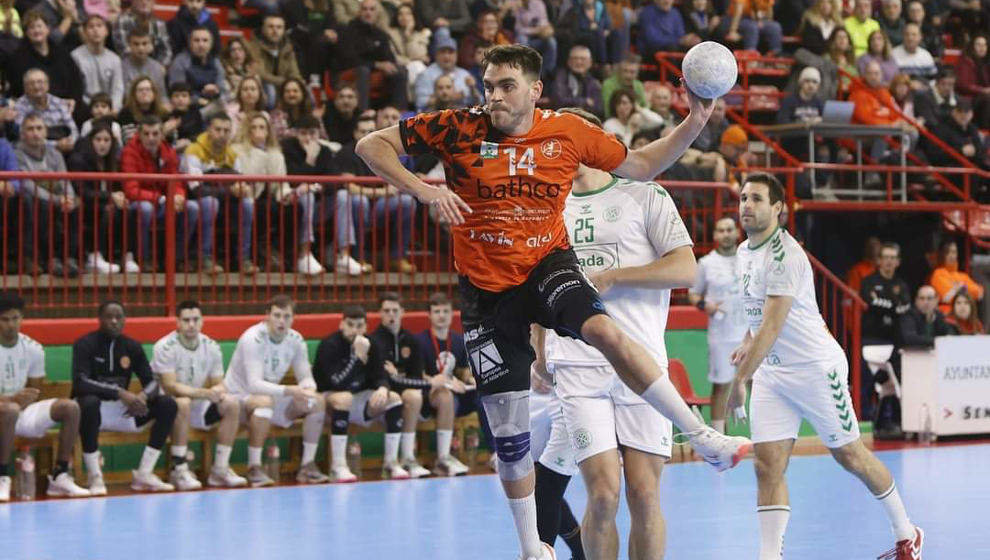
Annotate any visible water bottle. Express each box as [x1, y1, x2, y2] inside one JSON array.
[[465, 428, 480, 469], [15, 447, 35, 500], [346, 440, 362, 478], [919, 404, 934, 445], [264, 444, 281, 482]]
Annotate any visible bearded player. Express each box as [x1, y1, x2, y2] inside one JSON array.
[[357, 45, 751, 560]]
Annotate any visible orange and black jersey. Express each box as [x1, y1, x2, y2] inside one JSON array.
[[400, 107, 628, 292]]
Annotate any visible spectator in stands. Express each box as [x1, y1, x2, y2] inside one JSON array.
[[0, 0, 22, 59], [335, 0, 390, 27], [5, 12, 83, 103], [888, 72, 918, 120], [335, 115, 418, 273], [73, 301, 179, 494], [720, 0, 782, 54], [121, 116, 200, 271], [113, 0, 172, 67], [946, 291, 984, 334], [413, 36, 478, 112], [457, 9, 511, 69], [716, 124, 754, 189], [15, 112, 79, 277], [778, 66, 825, 141], [798, 0, 842, 56], [339, 0, 408, 111], [71, 15, 124, 113], [14, 68, 78, 154], [426, 74, 461, 110], [956, 33, 989, 129], [850, 59, 915, 162], [387, 3, 431, 92], [322, 83, 360, 144], [926, 98, 989, 171], [683, 0, 721, 42], [68, 119, 129, 274], [638, 0, 698, 61], [877, 0, 904, 45], [823, 26, 859, 97], [79, 94, 122, 145], [19, 0, 80, 46], [271, 77, 328, 141], [246, 15, 303, 108], [226, 75, 268, 136], [166, 82, 204, 151], [899, 285, 957, 347], [166, 0, 219, 58], [220, 37, 259, 94], [603, 89, 664, 146], [602, 53, 647, 118], [691, 97, 728, 152], [168, 26, 229, 107], [556, 0, 624, 65], [914, 67, 958, 127], [904, 0, 943, 57], [0, 135, 17, 256], [859, 242, 910, 414], [847, 236, 881, 291], [647, 84, 682, 130], [118, 76, 169, 145], [122, 27, 168, 99], [930, 239, 985, 314], [891, 22, 937, 85], [281, 0, 340, 82], [844, 0, 880, 57], [550, 44, 603, 117], [280, 114, 334, 275], [856, 29, 899, 86], [513, 0, 557, 77], [417, 0, 472, 47]]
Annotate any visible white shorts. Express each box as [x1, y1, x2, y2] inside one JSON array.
[[14, 399, 58, 439], [232, 393, 309, 428], [345, 389, 400, 427], [530, 389, 578, 477], [99, 400, 149, 433], [189, 398, 218, 431], [750, 358, 860, 449], [708, 340, 741, 384], [553, 363, 673, 464]]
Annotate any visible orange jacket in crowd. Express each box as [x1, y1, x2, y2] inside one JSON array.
[[849, 83, 899, 126], [929, 264, 985, 314], [846, 259, 876, 292]]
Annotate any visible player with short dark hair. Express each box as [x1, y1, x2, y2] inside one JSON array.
[[356, 43, 748, 560]]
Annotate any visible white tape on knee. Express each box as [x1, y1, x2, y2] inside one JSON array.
[[253, 407, 274, 419]]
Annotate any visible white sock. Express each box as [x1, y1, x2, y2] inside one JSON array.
[[437, 429, 453, 459], [247, 446, 263, 467], [83, 451, 102, 476], [757, 505, 790, 560], [302, 442, 318, 465], [876, 483, 915, 541], [138, 447, 162, 475], [400, 432, 416, 461], [639, 376, 705, 432], [331, 435, 348, 468], [712, 419, 726, 433], [214, 444, 232, 470], [507, 493, 544, 559], [384, 433, 401, 464], [171, 445, 187, 461]]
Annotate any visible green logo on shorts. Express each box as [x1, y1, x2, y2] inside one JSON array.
[[573, 428, 592, 450], [828, 369, 854, 432]]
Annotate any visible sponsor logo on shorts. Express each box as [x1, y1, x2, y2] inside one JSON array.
[[573, 428, 592, 450], [545, 280, 582, 309], [537, 268, 573, 292], [468, 339, 506, 383]]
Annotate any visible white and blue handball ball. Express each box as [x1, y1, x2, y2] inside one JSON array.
[[681, 41, 738, 99]]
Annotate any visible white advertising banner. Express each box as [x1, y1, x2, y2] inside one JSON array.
[[935, 335, 990, 435]]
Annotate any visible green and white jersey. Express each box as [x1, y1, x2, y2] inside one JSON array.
[[0, 334, 44, 395], [224, 322, 314, 397], [545, 177, 693, 367], [151, 331, 224, 389], [737, 227, 844, 370], [692, 250, 748, 344]]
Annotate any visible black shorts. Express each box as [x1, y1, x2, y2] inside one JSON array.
[[420, 386, 479, 419], [460, 248, 608, 395]]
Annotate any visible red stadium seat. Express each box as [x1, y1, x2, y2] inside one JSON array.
[[668, 358, 711, 410]]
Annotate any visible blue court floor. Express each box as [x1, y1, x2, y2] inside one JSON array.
[[3, 444, 988, 559]]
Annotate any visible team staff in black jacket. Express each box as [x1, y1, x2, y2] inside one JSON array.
[[313, 305, 408, 482], [72, 301, 178, 495]]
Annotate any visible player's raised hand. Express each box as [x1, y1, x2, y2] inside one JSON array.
[[420, 184, 471, 226], [685, 88, 716, 124]]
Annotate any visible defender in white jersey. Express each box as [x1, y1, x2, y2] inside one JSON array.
[[153, 301, 247, 490], [725, 175, 923, 560], [689, 217, 748, 433], [0, 293, 89, 501], [224, 296, 329, 486]]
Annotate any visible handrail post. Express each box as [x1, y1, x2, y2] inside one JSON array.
[[164, 180, 177, 317]]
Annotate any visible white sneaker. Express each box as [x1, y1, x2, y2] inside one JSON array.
[[296, 253, 325, 275], [123, 252, 141, 273], [434, 455, 469, 477], [87, 473, 107, 496], [517, 543, 556, 560], [86, 252, 120, 274], [207, 466, 248, 487], [0, 476, 9, 502], [168, 464, 203, 491], [46, 472, 91, 497], [335, 254, 363, 276], [381, 462, 410, 480], [687, 426, 752, 472], [131, 470, 175, 492], [329, 465, 358, 483], [401, 458, 432, 479]]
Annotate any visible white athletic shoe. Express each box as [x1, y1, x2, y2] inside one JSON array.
[[295, 462, 330, 484], [381, 462, 411, 480], [296, 253, 325, 275], [329, 465, 358, 483], [335, 254, 363, 276], [131, 470, 175, 492], [517, 542, 556, 560], [86, 252, 120, 274], [401, 458, 432, 478], [207, 466, 248, 487], [0, 476, 10, 502], [123, 252, 141, 273], [433, 455, 469, 477], [46, 472, 91, 497], [686, 426, 752, 472], [169, 464, 203, 491], [87, 473, 108, 496]]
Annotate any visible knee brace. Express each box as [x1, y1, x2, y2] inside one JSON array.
[[252, 407, 273, 420], [481, 390, 534, 481]]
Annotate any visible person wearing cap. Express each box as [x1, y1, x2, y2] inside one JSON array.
[[716, 124, 753, 191], [412, 35, 478, 112], [778, 66, 826, 162], [925, 97, 988, 171]]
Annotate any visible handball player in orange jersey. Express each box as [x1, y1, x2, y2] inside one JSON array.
[[357, 45, 752, 560]]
